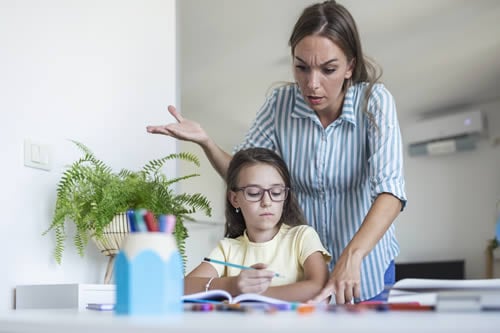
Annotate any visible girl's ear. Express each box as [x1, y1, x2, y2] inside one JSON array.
[[228, 191, 239, 209]]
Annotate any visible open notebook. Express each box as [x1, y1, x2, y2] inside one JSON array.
[[182, 289, 290, 305]]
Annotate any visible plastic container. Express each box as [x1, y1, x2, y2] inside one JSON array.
[[114, 233, 183, 315]]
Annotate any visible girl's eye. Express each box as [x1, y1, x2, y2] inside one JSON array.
[[323, 68, 336, 74], [270, 189, 283, 196], [246, 190, 262, 197], [295, 65, 307, 71]]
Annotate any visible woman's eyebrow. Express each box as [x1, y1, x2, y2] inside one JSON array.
[[294, 56, 339, 66]]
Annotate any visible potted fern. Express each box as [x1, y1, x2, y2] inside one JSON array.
[[44, 140, 211, 281]]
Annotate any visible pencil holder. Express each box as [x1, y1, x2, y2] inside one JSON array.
[[114, 233, 183, 315]]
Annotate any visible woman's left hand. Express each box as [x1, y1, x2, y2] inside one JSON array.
[[309, 250, 362, 304]]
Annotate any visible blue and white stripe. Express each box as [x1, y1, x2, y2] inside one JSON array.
[[235, 83, 407, 300]]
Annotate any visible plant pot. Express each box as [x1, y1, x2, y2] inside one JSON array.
[[91, 213, 130, 284]]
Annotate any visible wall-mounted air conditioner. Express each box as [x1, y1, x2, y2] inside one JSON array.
[[405, 110, 485, 156]]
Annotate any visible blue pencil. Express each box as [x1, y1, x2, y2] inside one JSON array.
[[203, 257, 284, 278]]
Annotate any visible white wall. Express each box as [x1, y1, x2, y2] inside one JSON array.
[[0, 0, 178, 310], [398, 104, 500, 278]]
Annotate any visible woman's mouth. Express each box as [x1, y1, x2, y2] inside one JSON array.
[[308, 96, 323, 105]]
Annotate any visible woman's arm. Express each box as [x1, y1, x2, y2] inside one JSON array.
[[310, 86, 406, 304], [146, 105, 232, 178], [260, 251, 329, 302], [311, 193, 402, 304]]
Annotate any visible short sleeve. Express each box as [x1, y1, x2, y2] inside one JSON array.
[[206, 241, 229, 277], [233, 89, 279, 153], [296, 226, 331, 265], [366, 84, 407, 210]]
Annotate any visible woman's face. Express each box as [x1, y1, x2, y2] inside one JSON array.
[[293, 35, 354, 116]]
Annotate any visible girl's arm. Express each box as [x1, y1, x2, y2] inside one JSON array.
[[260, 251, 329, 302], [184, 262, 275, 296]]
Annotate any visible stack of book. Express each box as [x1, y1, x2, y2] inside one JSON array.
[[388, 278, 500, 311]]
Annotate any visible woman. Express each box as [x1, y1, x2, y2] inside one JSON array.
[[147, 0, 407, 303]]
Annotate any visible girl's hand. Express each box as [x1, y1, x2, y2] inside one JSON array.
[[310, 251, 362, 304], [233, 263, 275, 295], [146, 105, 209, 145]]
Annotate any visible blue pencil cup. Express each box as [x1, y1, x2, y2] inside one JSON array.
[[114, 233, 183, 315]]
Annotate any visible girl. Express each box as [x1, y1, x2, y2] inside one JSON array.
[[184, 148, 331, 302]]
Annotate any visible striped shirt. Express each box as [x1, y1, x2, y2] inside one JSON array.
[[235, 82, 407, 300]]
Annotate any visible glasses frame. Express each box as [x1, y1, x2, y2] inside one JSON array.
[[234, 185, 290, 202]]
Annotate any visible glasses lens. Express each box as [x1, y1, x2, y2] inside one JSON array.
[[269, 186, 287, 201], [242, 186, 288, 202], [243, 186, 264, 202]]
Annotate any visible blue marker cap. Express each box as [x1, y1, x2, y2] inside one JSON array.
[[126, 209, 137, 232], [158, 215, 167, 232]]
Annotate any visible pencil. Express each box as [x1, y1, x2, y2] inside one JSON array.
[[203, 257, 284, 278]]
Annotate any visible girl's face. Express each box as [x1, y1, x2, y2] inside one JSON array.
[[229, 163, 286, 242], [293, 35, 354, 117]]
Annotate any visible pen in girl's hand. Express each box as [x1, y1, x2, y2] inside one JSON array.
[[203, 257, 284, 278]]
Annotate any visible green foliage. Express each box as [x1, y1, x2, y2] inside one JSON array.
[[43, 140, 212, 264], [488, 238, 499, 250]]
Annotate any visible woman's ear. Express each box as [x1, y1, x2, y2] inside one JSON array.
[[345, 58, 355, 79], [228, 191, 239, 209]]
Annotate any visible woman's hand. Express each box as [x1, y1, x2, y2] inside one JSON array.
[[232, 263, 275, 295], [146, 105, 209, 145], [310, 250, 362, 304]]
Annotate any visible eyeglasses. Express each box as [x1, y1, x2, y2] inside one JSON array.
[[234, 185, 290, 202]]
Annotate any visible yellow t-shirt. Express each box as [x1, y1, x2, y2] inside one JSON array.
[[207, 224, 331, 286]]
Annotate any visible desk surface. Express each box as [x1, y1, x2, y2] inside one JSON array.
[[1, 309, 499, 333]]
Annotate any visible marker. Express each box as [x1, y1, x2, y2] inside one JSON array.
[[158, 214, 167, 232], [144, 211, 158, 232], [352, 302, 434, 312], [374, 303, 435, 312], [203, 257, 284, 278], [134, 209, 148, 232], [166, 214, 176, 234], [126, 209, 137, 232], [297, 304, 315, 314]]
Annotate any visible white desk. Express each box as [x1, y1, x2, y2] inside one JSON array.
[[0, 309, 498, 333]]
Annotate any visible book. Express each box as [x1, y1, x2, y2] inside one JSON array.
[[388, 278, 500, 311], [390, 278, 500, 292], [86, 303, 115, 311], [182, 289, 290, 305]]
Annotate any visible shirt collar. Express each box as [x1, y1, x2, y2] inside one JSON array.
[[291, 85, 357, 126]]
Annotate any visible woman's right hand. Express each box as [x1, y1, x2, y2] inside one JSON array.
[[146, 105, 209, 145], [232, 263, 275, 295]]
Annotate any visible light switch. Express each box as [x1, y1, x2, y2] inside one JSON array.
[[39, 145, 50, 164], [31, 144, 41, 163], [24, 140, 51, 171]]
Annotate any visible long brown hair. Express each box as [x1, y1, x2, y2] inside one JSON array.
[[224, 148, 307, 238], [288, 0, 381, 120]]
